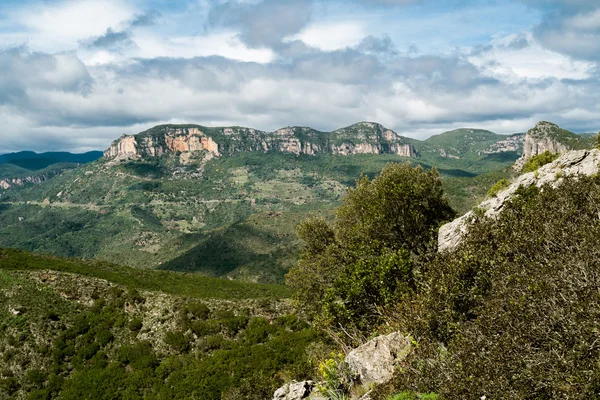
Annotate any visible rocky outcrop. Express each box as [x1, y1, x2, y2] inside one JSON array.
[[345, 331, 413, 385], [272, 381, 317, 400], [439, 149, 600, 251], [103, 122, 416, 161], [272, 331, 412, 400], [0, 175, 47, 190], [481, 133, 524, 155], [104, 128, 220, 162], [513, 122, 573, 171]]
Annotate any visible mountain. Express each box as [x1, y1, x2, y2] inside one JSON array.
[[0, 121, 590, 284], [104, 122, 417, 161], [0, 151, 102, 170], [513, 121, 594, 170], [0, 151, 103, 189], [415, 128, 524, 160]]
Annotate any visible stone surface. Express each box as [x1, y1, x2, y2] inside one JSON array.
[[481, 133, 524, 155], [273, 380, 315, 400], [439, 149, 600, 252], [345, 331, 412, 385], [513, 121, 571, 171]]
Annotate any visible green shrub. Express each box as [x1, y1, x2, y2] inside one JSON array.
[[287, 163, 455, 341], [486, 178, 510, 197], [164, 331, 190, 353], [522, 150, 559, 173], [128, 318, 143, 332], [390, 175, 600, 399]]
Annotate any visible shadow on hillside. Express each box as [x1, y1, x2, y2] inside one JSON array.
[[158, 222, 293, 282]]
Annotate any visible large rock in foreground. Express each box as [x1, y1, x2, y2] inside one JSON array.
[[272, 381, 316, 400], [439, 149, 600, 251], [345, 331, 412, 385]]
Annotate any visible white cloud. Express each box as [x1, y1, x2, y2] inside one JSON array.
[[9, 0, 135, 51], [468, 33, 595, 81], [289, 22, 366, 51]]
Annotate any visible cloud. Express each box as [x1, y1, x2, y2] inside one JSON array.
[[11, 0, 134, 50], [83, 28, 134, 50], [130, 10, 161, 27], [523, 0, 600, 61], [208, 0, 313, 48]]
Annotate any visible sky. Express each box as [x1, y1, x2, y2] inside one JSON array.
[[0, 0, 599, 153]]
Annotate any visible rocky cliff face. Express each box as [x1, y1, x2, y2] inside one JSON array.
[[481, 133, 524, 155], [104, 128, 220, 161], [0, 175, 50, 190], [439, 149, 600, 251], [513, 122, 575, 170], [103, 122, 416, 161]]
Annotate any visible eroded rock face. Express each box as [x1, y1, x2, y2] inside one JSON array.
[[0, 175, 47, 190], [513, 122, 571, 171], [481, 133, 524, 155], [345, 331, 412, 385], [103, 122, 417, 161], [104, 128, 220, 162], [439, 149, 600, 252]]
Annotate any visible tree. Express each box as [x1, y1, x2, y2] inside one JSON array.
[[287, 163, 455, 340]]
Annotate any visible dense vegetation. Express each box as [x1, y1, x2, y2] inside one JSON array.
[[285, 159, 600, 398], [0, 145, 517, 284], [288, 164, 455, 343], [377, 175, 600, 398], [0, 250, 327, 399]]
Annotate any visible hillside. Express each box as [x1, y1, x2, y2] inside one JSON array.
[[0, 121, 591, 284], [0, 151, 102, 171], [0, 248, 323, 399], [416, 128, 522, 160]]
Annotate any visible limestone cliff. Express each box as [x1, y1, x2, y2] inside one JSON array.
[[439, 148, 600, 251], [103, 122, 416, 161], [513, 121, 587, 171]]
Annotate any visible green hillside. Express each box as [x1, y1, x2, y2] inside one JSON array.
[[0, 248, 323, 399], [0, 148, 518, 283]]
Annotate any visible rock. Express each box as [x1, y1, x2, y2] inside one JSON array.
[[439, 149, 600, 252], [273, 380, 315, 400], [103, 122, 417, 161], [481, 133, 524, 155], [345, 331, 412, 385], [513, 121, 577, 171]]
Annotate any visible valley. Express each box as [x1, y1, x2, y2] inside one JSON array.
[[0, 122, 531, 284]]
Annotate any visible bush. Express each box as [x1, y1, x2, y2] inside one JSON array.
[[164, 331, 190, 353], [486, 178, 510, 197], [390, 175, 600, 399], [522, 150, 559, 173], [287, 163, 454, 340]]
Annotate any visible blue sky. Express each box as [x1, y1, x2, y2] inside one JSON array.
[[0, 0, 598, 152]]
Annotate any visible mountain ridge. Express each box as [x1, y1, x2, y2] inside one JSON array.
[[104, 121, 418, 160]]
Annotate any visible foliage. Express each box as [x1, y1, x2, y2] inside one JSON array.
[[387, 175, 600, 399], [317, 352, 354, 400], [522, 150, 559, 173], [0, 251, 324, 399], [287, 163, 455, 339], [486, 178, 510, 197]]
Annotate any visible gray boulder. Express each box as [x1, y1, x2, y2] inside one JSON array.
[[345, 331, 412, 385], [273, 380, 315, 400]]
